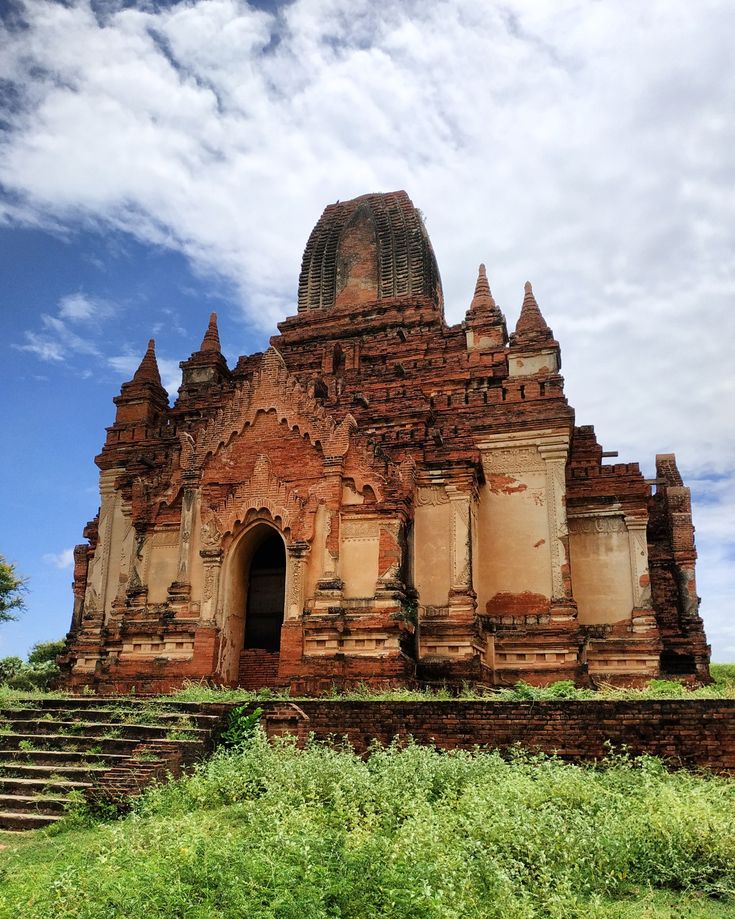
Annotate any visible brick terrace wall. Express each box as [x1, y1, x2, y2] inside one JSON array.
[[252, 700, 735, 772]]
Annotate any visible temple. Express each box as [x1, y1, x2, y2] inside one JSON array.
[[61, 191, 710, 693]]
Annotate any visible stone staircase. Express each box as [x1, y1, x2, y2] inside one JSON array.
[[0, 698, 232, 831]]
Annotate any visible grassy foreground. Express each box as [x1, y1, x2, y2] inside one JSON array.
[[1, 734, 734, 918]]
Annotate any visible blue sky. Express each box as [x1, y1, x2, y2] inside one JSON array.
[[0, 223, 272, 656], [1, 0, 733, 660]]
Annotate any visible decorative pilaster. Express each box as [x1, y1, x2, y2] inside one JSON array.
[[315, 457, 344, 597], [177, 485, 197, 576], [625, 515, 655, 632], [82, 469, 119, 623], [125, 522, 148, 606], [537, 442, 571, 605], [286, 541, 309, 620], [200, 551, 223, 624], [446, 483, 476, 619], [168, 475, 200, 605]]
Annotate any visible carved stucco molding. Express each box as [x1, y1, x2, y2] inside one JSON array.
[[176, 486, 197, 583], [178, 349, 386, 496], [568, 516, 626, 534], [480, 446, 545, 474], [211, 454, 309, 540], [341, 518, 380, 539], [415, 485, 450, 506]]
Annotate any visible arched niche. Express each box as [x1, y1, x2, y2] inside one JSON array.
[[220, 520, 286, 683]]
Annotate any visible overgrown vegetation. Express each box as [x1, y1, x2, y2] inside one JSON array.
[[0, 639, 64, 692], [0, 733, 733, 918], [158, 662, 735, 704], [220, 705, 264, 748]]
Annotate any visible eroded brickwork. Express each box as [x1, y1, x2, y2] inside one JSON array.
[[60, 191, 710, 693]]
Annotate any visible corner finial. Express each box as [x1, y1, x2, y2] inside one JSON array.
[[132, 338, 163, 386], [200, 312, 221, 353], [469, 263, 496, 311], [512, 280, 553, 345]]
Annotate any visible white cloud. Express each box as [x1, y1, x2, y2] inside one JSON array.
[[42, 548, 75, 570], [1, 0, 734, 655], [58, 291, 112, 322], [17, 310, 102, 362], [16, 289, 118, 363]]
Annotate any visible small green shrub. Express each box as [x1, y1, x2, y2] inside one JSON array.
[[220, 705, 264, 749], [0, 656, 23, 682]]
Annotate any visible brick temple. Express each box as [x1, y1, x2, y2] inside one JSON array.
[[62, 191, 710, 693]]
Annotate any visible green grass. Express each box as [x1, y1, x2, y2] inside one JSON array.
[[0, 734, 733, 918], [0, 685, 67, 704], [2, 664, 734, 707], [152, 664, 735, 704]]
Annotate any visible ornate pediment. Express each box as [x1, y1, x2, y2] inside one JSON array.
[[181, 348, 365, 471], [203, 453, 312, 541], [161, 348, 399, 517]]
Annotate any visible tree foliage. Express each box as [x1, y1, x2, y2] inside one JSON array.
[[27, 639, 66, 666], [0, 555, 26, 623]]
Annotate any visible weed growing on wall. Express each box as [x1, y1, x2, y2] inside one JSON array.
[[154, 664, 735, 704]]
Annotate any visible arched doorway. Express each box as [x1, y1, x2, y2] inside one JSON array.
[[244, 531, 286, 652]]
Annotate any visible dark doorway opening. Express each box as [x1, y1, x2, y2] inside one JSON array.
[[244, 532, 286, 651], [659, 650, 696, 676]]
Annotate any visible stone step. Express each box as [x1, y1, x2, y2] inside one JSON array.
[[1, 697, 231, 714], [0, 749, 132, 767], [0, 777, 93, 796], [0, 793, 70, 816], [0, 762, 108, 780], [0, 810, 63, 830], [0, 733, 145, 754], [0, 699, 232, 830], [0, 720, 209, 740], [0, 732, 205, 756], [0, 707, 223, 728]]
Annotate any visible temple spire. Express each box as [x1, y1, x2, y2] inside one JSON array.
[[110, 337, 169, 433], [132, 339, 163, 387], [510, 281, 554, 347], [199, 312, 221, 353], [469, 263, 497, 312], [177, 313, 230, 401], [464, 263, 507, 350]]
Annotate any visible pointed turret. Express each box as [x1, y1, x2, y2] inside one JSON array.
[[464, 264, 508, 350], [200, 312, 221, 353], [470, 264, 496, 311], [109, 338, 169, 434], [507, 281, 560, 377], [510, 282, 554, 347], [178, 313, 231, 401], [133, 339, 164, 386]]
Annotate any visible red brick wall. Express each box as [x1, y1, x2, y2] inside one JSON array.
[[253, 700, 735, 772]]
